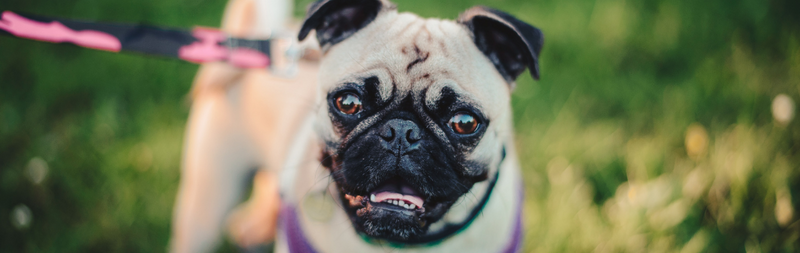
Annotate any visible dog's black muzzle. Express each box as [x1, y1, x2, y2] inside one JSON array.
[[328, 114, 477, 241]]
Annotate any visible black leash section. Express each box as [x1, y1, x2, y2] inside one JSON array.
[[0, 10, 279, 69]]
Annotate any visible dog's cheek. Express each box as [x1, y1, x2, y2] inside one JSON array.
[[339, 134, 393, 190], [401, 145, 470, 199], [420, 199, 458, 222], [458, 128, 502, 178], [316, 105, 343, 148]]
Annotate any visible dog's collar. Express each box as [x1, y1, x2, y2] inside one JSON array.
[[279, 146, 523, 252]]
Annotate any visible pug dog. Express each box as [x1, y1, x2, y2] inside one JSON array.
[[169, 0, 543, 252], [272, 0, 544, 252]]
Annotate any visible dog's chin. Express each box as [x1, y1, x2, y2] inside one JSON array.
[[338, 179, 458, 241], [355, 200, 425, 240]]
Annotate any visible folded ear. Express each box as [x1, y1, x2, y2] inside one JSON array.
[[298, 0, 390, 49], [458, 6, 544, 82]]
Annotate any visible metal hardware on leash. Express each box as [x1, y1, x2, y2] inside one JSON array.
[[267, 31, 301, 78]]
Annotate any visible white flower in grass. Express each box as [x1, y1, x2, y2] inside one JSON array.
[[772, 94, 794, 126], [776, 187, 794, 227], [10, 204, 32, 230], [25, 157, 48, 185]]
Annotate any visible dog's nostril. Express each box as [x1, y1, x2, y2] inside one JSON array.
[[380, 128, 395, 141], [406, 129, 421, 143]]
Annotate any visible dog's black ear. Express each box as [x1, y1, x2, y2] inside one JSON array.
[[458, 6, 544, 82], [298, 0, 389, 48]]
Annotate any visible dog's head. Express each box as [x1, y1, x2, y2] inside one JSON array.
[[299, 0, 543, 242]]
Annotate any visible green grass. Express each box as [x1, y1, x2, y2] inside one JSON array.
[[1, 0, 799, 252]]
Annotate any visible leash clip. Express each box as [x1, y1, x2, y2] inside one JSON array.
[[268, 31, 300, 78]]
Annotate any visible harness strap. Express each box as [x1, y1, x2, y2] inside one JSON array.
[[280, 205, 319, 253]]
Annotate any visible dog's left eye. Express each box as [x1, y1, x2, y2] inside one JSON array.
[[449, 112, 479, 134], [335, 92, 362, 115]]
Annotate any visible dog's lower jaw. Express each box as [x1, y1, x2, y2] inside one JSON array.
[[339, 189, 461, 241], [357, 201, 426, 240], [339, 190, 426, 240]]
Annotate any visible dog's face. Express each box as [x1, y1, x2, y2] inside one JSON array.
[[299, 0, 543, 242]]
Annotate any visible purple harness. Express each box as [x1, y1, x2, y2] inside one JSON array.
[[279, 184, 524, 253]]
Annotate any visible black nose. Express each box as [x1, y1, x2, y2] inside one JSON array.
[[378, 119, 422, 154]]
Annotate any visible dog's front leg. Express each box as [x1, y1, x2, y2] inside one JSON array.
[[170, 0, 266, 251], [170, 82, 258, 253]]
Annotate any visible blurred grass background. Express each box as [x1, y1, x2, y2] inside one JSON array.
[[1, 0, 799, 252]]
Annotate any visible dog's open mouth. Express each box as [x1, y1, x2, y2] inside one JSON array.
[[342, 178, 427, 213], [367, 179, 425, 210], [340, 177, 440, 240]]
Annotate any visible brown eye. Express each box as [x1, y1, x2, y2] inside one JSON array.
[[449, 112, 479, 134], [335, 93, 362, 115]]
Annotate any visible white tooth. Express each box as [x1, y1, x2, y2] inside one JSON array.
[[394, 200, 400, 206], [410, 204, 416, 209], [370, 194, 376, 202], [405, 204, 411, 209]]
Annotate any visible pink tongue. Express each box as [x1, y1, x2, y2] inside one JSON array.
[[374, 192, 424, 207]]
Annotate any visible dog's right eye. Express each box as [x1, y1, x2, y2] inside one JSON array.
[[335, 92, 362, 115], [449, 112, 479, 134]]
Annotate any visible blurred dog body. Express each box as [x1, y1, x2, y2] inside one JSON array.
[[170, 0, 315, 251]]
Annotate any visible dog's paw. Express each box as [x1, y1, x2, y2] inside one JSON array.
[[227, 171, 281, 247]]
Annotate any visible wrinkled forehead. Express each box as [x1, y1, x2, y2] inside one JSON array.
[[317, 11, 511, 116]]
